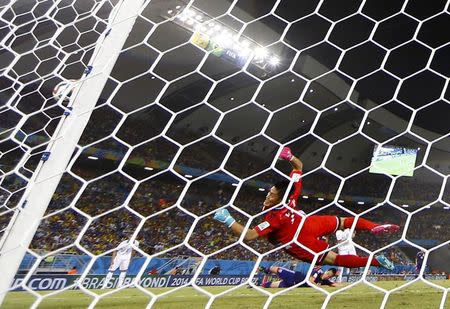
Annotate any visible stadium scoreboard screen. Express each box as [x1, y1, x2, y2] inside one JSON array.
[[369, 145, 419, 177]]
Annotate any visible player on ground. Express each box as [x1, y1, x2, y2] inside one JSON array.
[[214, 147, 399, 270], [259, 265, 338, 288], [102, 239, 139, 289], [335, 228, 357, 282]]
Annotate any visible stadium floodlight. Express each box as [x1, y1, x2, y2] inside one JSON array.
[[254, 47, 268, 59], [268, 56, 280, 66], [177, 14, 188, 22], [169, 6, 283, 77], [185, 8, 195, 17], [241, 40, 250, 48], [239, 47, 251, 57]]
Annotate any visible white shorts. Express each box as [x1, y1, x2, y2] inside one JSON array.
[[338, 246, 357, 256], [109, 257, 130, 271]]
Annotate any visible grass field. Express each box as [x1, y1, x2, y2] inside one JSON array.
[[3, 281, 449, 308]]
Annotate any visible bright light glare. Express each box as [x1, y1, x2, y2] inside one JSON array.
[[239, 46, 251, 56], [254, 47, 267, 59], [268, 56, 280, 66], [185, 9, 195, 16], [215, 33, 230, 47]]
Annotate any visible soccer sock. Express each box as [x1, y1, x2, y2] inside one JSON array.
[[337, 266, 344, 282], [262, 281, 272, 288], [335, 255, 380, 267], [343, 217, 378, 231], [102, 272, 113, 289], [260, 275, 267, 287], [117, 271, 126, 288]]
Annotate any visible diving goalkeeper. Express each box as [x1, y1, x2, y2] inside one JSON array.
[[213, 147, 399, 270]]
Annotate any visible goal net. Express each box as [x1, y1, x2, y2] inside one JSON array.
[[0, 0, 449, 308]]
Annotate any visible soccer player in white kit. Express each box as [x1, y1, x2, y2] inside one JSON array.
[[335, 229, 356, 283], [102, 240, 139, 289]]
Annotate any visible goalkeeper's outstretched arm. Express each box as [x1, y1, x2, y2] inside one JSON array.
[[279, 146, 303, 171], [213, 209, 259, 241], [279, 147, 304, 210], [291, 155, 303, 171]]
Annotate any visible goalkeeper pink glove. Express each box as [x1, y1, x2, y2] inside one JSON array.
[[279, 146, 294, 161]]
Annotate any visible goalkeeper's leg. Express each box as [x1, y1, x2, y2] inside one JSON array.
[[323, 251, 394, 270], [341, 217, 400, 235]]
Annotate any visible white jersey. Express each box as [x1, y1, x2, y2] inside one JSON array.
[[109, 240, 139, 272], [336, 229, 356, 255], [115, 240, 139, 259]]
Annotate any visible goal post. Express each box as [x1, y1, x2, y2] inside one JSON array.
[[0, 0, 145, 303]]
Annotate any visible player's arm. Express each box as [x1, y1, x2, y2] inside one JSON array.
[[110, 250, 117, 266], [309, 275, 320, 286], [325, 280, 338, 287], [213, 209, 259, 241], [230, 221, 260, 241], [279, 147, 303, 172], [279, 147, 304, 210]]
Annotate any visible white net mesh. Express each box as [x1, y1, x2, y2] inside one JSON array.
[[1, 0, 449, 308]]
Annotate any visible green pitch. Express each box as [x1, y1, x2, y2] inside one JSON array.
[[370, 154, 417, 176], [4, 281, 449, 309]]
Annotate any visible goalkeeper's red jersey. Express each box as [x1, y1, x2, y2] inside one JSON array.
[[254, 170, 305, 248], [254, 208, 338, 263], [253, 170, 335, 262]]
